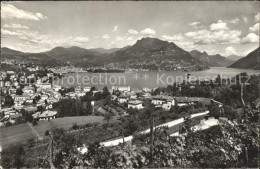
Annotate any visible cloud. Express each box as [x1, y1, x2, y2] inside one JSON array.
[[162, 34, 184, 41], [255, 13, 260, 22], [116, 36, 124, 41], [2, 27, 90, 52], [249, 23, 259, 32], [1, 3, 47, 21], [102, 34, 110, 39], [112, 25, 118, 32], [210, 20, 228, 31], [128, 29, 138, 35], [1, 28, 22, 36], [225, 46, 237, 55], [162, 34, 196, 51], [73, 37, 89, 43], [175, 41, 197, 51], [140, 28, 156, 35], [242, 16, 248, 23], [189, 22, 204, 29], [230, 18, 239, 24], [35, 13, 46, 20], [185, 29, 241, 44], [109, 36, 137, 48], [189, 22, 200, 26], [242, 33, 258, 43], [3, 23, 29, 29]]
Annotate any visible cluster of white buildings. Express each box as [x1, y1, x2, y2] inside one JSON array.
[[111, 86, 146, 110], [110, 85, 201, 111], [151, 95, 201, 110], [0, 70, 63, 126], [65, 86, 92, 99]]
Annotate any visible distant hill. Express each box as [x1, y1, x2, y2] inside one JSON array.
[[44, 46, 106, 67], [228, 47, 259, 70], [227, 54, 243, 62], [46, 46, 90, 56], [89, 47, 121, 54], [190, 50, 234, 67], [1, 47, 25, 55]]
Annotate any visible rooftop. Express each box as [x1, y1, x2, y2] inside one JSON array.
[[39, 110, 57, 118], [151, 95, 173, 100], [128, 100, 142, 105]]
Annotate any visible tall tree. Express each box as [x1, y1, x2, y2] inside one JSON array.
[[102, 86, 110, 99], [103, 113, 112, 124], [16, 88, 23, 95], [4, 94, 14, 107]]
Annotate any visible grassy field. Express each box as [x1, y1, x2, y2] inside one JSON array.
[[0, 116, 106, 148], [0, 123, 36, 147], [33, 116, 106, 136]]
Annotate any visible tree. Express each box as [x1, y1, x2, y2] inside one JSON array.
[[223, 106, 239, 120], [21, 109, 33, 122], [37, 105, 44, 112], [215, 74, 221, 86], [45, 130, 50, 136], [93, 92, 102, 101], [54, 98, 91, 117], [180, 115, 192, 134], [72, 123, 79, 130], [209, 102, 222, 118], [103, 113, 112, 124], [50, 128, 82, 168], [16, 88, 24, 95], [102, 87, 110, 99], [90, 86, 96, 91], [32, 120, 38, 126], [4, 95, 14, 107]]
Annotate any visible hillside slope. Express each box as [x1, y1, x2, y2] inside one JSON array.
[[228, 47, 259, 69]]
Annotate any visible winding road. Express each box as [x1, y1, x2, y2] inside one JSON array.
[[100, 111, 209, 147]]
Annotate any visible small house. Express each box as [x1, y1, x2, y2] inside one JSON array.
[[117, 95, 128, 103], [128, 100, 143, 109], [38, 110, 57, 120]]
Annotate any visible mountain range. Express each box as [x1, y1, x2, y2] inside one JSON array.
[[2, 37, 256, 70], [190, 50, 234, 67], [228, 47, 259, 70], [226, 54, 243, 62]]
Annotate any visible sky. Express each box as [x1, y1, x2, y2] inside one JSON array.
[[1, 1, 259, 56]]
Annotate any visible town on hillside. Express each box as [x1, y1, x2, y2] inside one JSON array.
[[1, 1, 259, 168], [1, 61, 259, 168]]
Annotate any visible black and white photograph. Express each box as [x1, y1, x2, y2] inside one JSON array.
[[0, 1, 259, 168]]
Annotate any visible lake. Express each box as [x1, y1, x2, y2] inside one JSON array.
[[53, 67, 259, 90]]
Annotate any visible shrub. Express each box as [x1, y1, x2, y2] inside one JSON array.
[[27, 138, 35, 147], [85, 123, 92, 128], [32, 120, 38, 126], [72, 123, 79, 130], [5, 121, 13, 127], [170, 113, 179, 120], [45, 130, 50, 136]]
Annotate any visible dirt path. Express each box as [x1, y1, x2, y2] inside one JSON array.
[[27, 122, 43, 141]]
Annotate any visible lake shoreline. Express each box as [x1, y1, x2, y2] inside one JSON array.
[[53, 67, 260, 90]]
